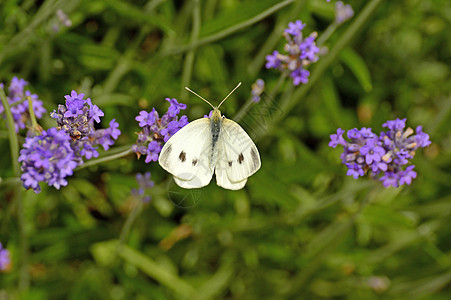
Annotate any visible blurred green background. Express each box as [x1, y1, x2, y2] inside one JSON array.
[[1, 0, 450, 298]]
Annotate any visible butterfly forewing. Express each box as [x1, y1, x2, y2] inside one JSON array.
[[158, 118, 214, 187], [215, 118, 261, 183]]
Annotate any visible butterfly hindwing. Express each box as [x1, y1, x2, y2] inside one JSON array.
[[158, 118, 214, 188], [215, 117, 261, 187]]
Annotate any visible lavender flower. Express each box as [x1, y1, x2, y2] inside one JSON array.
[[329, 118, 431, 187], [265, 21, 320, 86], [56, 9, 72, 27], [18, 128, 78, 193], [50, 90, 120, 162], [251, 79, 265, 103], [133, 98, 188, 163], [131, 172, 155, 203], [0, 77, 46, 132], [335, 1, 354, 25], [53, 9, 72, 32], [19, 90, 120, 193], [0, 242, 11, 272]]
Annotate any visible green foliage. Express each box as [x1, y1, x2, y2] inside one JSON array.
[[1, 0, 450, 299]]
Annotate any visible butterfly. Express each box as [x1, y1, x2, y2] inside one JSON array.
[[158, 83, 261, 190]]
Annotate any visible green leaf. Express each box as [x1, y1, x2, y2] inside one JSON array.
[[118, 243, 197, 298], [339, 47, 373, 92], [200, 0, 292, 37]]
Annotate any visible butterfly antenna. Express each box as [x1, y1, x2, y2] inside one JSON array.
[[217, 82, 241, 109], [185, 86, 216, 109]]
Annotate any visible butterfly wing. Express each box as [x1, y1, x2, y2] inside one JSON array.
[[215, 118, 261, 190], [158, 118, 214, 189]]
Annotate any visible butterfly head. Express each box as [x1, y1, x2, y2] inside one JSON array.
[[210, 108, 222, 121], [185, 83, 241, 118]]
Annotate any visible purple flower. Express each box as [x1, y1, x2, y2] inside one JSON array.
[[0, 77, 46, 132], [0, 242, 11, 272], [299, 35, 320, 62], [285, 20, 306, 36], [335, 1, 354, 25], [166, 98, 187, 118], [330, 118, 431, 188], [91, 119, 121, 151], [145, 140, 162, 163], [346, 163, 365, 179], [380, 172, 399, 188], [360, 137, 385, 165], [136, 109, 157, 127], [56, 9, 72, 27], [291, 68, 310, 86], [64, 90, 86, 118], [50, 90, 119, 159], [89, 103, 104, 123], [133, 98, 188, 163], [251, 79, 265, 103], [415, 126, 431, 147], [18, 128, 78, 193], [265, 51, 281, 69], [382, 118, 406, 131], [398, 165, 417, 186], [109, 119, 121, 139], [131, 172, 154, 203], [329, 128, 346, 148], [204, 110, 213, 118], [265, 21, 320, 86]]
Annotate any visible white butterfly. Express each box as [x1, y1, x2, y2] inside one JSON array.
[[158, 83, 261, 190]]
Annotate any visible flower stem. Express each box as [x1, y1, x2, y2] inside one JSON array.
[[233, 72, 287, 123], [117, 196, 143, 252], [180, 0, 201, 97], [316, 22, 338, 46], [75, 147, 134, 170], [160, 0, 295, 57], [27, 96, 39, 129], [0, 86, 30, 290]]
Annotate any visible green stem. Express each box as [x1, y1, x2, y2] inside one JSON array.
[[161, 0, 295, 57], [117, 196, 143, 251], [180, 0, 201, 97], [0, 87, 30, 290], [75, 148, 133, 170], [247, 0, 307, 76], [27, 96, 39, 129], [233, 72, 287, 123], [316, 22, 338, 46]]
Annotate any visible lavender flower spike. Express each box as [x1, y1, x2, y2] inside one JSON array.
[[265, 20, 320, 86], [0, 242, 11, 272], [0, 77, 46, 132], [19, 128, 78, 193], [251, 79, 265, 103], [329, 119, 431, 188], [133, 98, 188, 163], [131, 172, 155, 203], [335, 1, 354, 25], [51, 90, 120, 161]]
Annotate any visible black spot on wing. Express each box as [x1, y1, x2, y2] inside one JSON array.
[[179, 151, 186, 162], [237, 153, 244, 164], [165, 144, 172, 155], [228, 161, 233, 167], [192, 159, 198, 166], [251, 148, 259, 167]]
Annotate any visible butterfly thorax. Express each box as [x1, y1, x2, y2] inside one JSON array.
[[210, 108, 222, 168], [210, 108, 222, 146]]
